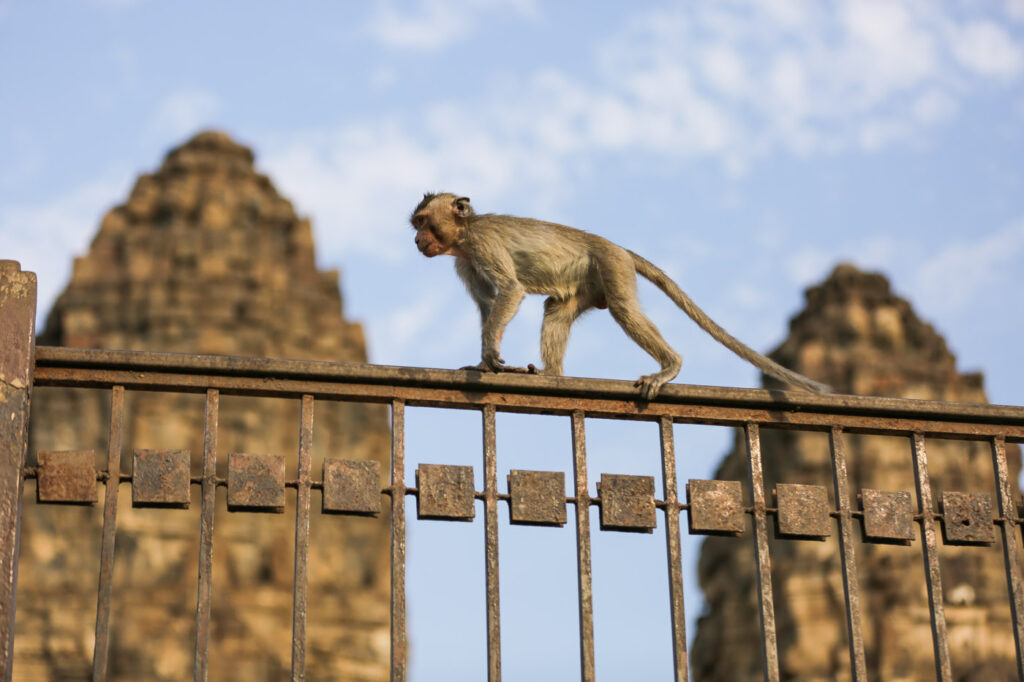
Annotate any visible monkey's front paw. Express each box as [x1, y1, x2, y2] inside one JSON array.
[[481, 351, 505, 372]]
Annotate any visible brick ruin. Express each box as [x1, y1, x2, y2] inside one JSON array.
[[693, 264, 1022, 680], [15, 132, 390, 681]]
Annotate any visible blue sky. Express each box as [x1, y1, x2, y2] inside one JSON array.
[[2, 1, 1023, 679]]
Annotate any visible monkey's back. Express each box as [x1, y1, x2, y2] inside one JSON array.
[[468, 214, 608, 298]]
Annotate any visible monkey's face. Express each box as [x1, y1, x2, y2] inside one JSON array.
[[410, 194, 472, 258], [412, 218, 448, 257]]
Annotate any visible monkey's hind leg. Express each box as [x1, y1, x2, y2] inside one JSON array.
[[540, 295, 590, 375], [615, 307, 682, 399], [600, 261, 682, 399]]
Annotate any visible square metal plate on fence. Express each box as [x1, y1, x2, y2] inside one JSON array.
[[860, 489, 914, 544], [37, 450, 97, 505], [322, 459, 382, 515], [686, 479, 745, 536], [227, 453, 285, 513], [598, 474, 656, 533], [508, 470, 566, 526], [416, 464, 475, 521], [775, 483, 831, 539], [941, 491, 994, 545], [132, 449, 191, 509]]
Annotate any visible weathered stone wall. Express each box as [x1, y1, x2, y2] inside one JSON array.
[[14, 132, 390, 681], [692, 264, 1021, 681]]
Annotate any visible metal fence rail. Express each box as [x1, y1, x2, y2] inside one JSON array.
[[3, 263, 1024, 681]]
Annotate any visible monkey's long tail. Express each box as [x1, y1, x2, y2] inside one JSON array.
[[630, 251, 831, 394]]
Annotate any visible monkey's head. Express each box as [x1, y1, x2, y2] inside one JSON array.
[[410, 192, 474, 257]]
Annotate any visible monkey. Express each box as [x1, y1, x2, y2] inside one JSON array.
[[410, 192, 830, 399]]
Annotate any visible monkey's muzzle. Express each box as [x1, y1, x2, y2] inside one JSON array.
[[415, 233, 445, 257]]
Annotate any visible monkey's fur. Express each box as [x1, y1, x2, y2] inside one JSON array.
[[410, 192, 830, 399]]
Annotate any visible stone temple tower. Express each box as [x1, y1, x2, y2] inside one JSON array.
[[16, 131, 390, 681], [693, 264, 1022, 681]]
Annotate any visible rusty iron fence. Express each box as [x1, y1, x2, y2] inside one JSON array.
[[4, 260, 1024, 681]]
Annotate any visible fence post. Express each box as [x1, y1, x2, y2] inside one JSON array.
[[0, 261, 36, 681]]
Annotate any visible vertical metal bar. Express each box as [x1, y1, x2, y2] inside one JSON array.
[[911, 432, 952, 682], [571, 410, 595, 682], [291, 395, 314, 681], [194, 389, 219, 682], [390, 400, 407, 682], [483, 405, 502, 682], [827, 427, 867, 681], [659, 417, 688, 682], [92, 385, 125, 680], [991, 435, 1024, 678], [0, 261, 36, 681], [745, 423, 780, 682]]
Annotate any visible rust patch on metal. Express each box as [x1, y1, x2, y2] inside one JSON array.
[[571, 411, 595, 680], [990, 435, 1024, 680], [194, 390, 219, 679], [686, 479, 745, 536], [941, 491, 994, 546], [860, 489, 913, 544], [416, 464, 475, 520], [132, 449, 191, 509], [390, 401, 408, 679], [0, 261, 34, 679], [598, 473, 656, 533], [828, 426, 867, 680], [775, 483, 831, 539], [508, 469, 566, 526], [322, 459, 382, 515], [37, 450, 97, 505], [226, 453, 285, 513], [0, 261, 36, 389]]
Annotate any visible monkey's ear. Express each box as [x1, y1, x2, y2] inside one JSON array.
[[453, 196, 472, 217]]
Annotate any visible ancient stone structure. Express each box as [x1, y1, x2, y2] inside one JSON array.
[[14, 132, 390, 681], [692, 264, 1021, 681]]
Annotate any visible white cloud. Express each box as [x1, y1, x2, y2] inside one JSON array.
[[1010, 0, 1024, 22], [0, 175, 130, 324], [583, 0, 1024, 165], [366, 0, 537, 50], [913, 88, 957, 125], [15, 1, 1015, 304], [259, 113, 562, 264], [914, 218, 1024, 313], [786, 245, 836, 287], [261, 125, 431, 261], [858, 117, 911, 152], [838, 0, 938, 104], [146, 89, 221, 142], [701, 45, 750, 97], [253, 1, 1024, 267], [949, 21, 1024, 78], [374, 290, 448, 359], [759, 0, 811, 29], [368, 1, 470, 50], [781, 233, 904, 291], [365, 278, 483, 365]]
